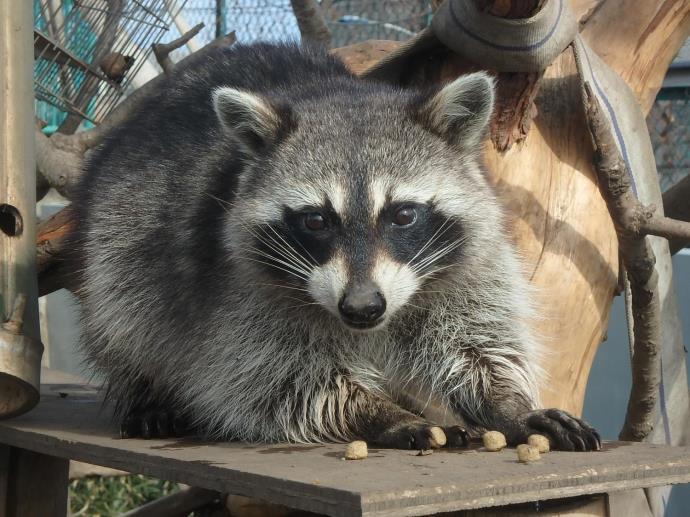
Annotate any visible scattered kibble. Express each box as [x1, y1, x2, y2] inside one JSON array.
[[517, 444, 541, 462], [482, 431, 507, 451], [428, 426, 447, 448], [344, 440, 368, 460], [527, 434, 550, 453]]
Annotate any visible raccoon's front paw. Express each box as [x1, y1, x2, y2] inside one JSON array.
[[372, 421, 448, 450], [508, 408, 601, 451], [120, 408, 189, 439], [443, 425, 470, 448]]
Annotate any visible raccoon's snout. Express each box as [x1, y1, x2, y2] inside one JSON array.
[[338, 283, 386, 329]]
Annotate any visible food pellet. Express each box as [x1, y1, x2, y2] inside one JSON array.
[[428, 426, 447, 448], [517, 444, 541, 462], [527, 434, 550, 453], [344, 440, 368, 460], [482, 431, 507, 451]]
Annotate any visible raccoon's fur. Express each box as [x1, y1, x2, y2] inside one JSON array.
[[72, 42, 600, 451]]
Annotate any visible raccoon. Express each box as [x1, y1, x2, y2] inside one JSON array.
[[72, 42, 600, 451]]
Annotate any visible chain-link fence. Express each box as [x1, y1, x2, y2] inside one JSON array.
[[647, 90, 690, 192], [35, 0, 687, 193], [176, 1, 434, 47]]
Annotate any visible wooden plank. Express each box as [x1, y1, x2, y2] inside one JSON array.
[[0, 386, 688, 517], [7, 447, 69, 517], [466, 494, 607, 516]]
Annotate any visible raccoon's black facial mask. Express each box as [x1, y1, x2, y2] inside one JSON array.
[[377, 203, 465, 274], [251, 200, 463, 291]]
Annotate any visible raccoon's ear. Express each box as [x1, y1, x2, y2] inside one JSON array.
[[212, 87, 294, 151], [413, 72, 495, 151]]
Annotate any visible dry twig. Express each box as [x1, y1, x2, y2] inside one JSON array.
[[153, 22, 205, 74], [583, 83, 665, 441], [290, 0, 331, 48], [662, 175, 690, 254]]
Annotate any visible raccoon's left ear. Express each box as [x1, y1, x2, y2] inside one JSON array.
[[412, 72, 495, 151], [213, 87, 295, 151]]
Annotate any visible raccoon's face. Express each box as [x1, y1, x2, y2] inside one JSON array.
[[214, 73, 496, 331]]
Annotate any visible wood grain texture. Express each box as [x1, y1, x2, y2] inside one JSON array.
[[1, 387, 690, 517], [6, 447, 68, 517], [485, 49, 619, 413], [580, 0, 690, 112]]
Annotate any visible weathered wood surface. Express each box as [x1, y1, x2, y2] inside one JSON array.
[[3, 447, 69, 517], [0, 386, 689, 517]]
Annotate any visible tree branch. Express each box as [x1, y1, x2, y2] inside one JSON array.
[[152, 22, 204, 74], [290, 0, 332, 48], [583, 83, 661, 441], [662, 175, 690, 254]]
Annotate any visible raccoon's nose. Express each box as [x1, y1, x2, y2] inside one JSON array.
[[338, 284, 386, 325]]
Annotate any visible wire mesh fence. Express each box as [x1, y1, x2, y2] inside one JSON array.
[[34, 0, 181, 131], [33, 0, 688, 192], [177, 1, 434, 47], [647, 90, 690, 192]]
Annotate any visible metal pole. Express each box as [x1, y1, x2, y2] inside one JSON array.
[[215, 0, 226, 39], [0, 0, 43, 418]]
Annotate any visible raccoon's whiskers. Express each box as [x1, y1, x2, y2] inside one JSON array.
[[418, 264, 457, 281], [258, 225, 315, 272], [411, 238, 465, 274], [264, 224, 318, 268], [406, 218, 453, 268], [240, 245, 312, 279], [248, 225, 314, 274], [257, 282, 310, 293], [239, 225, 313, 276], [240, 254, 310, 282]]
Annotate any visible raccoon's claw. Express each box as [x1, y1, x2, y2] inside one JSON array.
[[373, 422, 447, 450], [120, 410, 189, 439], [443, 425, 470, 448], [512, 408, 601, 452]]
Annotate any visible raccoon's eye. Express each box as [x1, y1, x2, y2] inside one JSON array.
[[393, 207, 417, 227], [303, 212, 326, 231]]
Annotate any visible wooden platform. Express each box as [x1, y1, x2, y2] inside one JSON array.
[[1, 384, 690, 516]]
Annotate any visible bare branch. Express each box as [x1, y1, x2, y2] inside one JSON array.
[[662, 175, 690, 254], [152, 22, 205, 74], [583, 83, 661, 442], [290, 0, 332, 48]]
